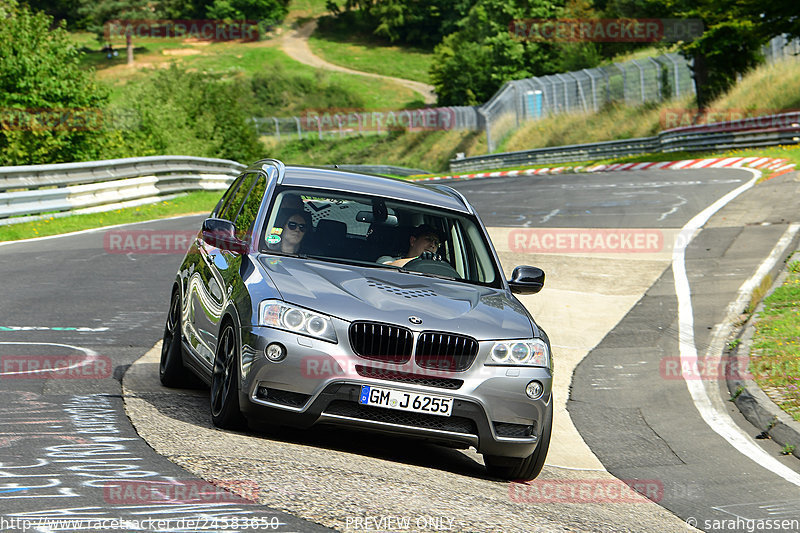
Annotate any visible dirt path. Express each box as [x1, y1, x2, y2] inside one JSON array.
[[281, 19, 437, 105]]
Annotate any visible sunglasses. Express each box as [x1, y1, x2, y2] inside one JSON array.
[[286, 221, 306, 232]]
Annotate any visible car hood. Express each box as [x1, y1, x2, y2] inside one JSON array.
[[257, 256, 535, 340]]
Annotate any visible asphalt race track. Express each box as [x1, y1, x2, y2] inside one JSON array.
[[1, 167, 799, 532]]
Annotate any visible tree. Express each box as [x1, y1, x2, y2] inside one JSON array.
[[204, 0, 291, 23], [740, 0, 800, 42], [78, 0, 152, 65], [430, 0, 562, 105], [0, 1, 110, 165], [324, 0, 476, 48], [658, 0, 765, 111], [24, 0, 86, 28]]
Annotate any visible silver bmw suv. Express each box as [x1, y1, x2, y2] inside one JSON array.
[[160, 159, 552, 480]]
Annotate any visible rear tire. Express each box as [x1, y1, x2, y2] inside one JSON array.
[[485, 402, 552, 481], [159, 289, 190, 387], [210, 322, 247, 429]]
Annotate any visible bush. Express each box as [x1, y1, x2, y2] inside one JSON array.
[[249, 64, 365, 114], [0, 1, 110, 165], [104, 65, 263, 162]]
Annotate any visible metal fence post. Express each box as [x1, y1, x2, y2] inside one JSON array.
[[665, 54, 680, 98], [631, 59, 646, 104], [294, 116, 302, 139], [648, 57, 662, 101], [583, 69, 598, 112], [554, 73, 569, 111], [479, 108, 493, 153]]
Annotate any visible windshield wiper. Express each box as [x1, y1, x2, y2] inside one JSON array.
[[302, 255, 400, 269]]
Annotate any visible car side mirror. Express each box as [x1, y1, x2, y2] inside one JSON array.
[[508, 266, 545, 294], [201, 218, 248, 254]]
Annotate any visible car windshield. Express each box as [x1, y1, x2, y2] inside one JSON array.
[[258, 186, 502, 286]]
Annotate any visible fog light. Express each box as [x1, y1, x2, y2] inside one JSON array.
[[265, 343, 286, 362], [525, 380, 544, 400]]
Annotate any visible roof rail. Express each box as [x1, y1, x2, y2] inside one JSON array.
[[250, 158, 285, 183]]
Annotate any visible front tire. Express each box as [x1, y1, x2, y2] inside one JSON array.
[[210, 322, 246, 429], [160, 289, 189, 387], [485, 402, 552, 481]]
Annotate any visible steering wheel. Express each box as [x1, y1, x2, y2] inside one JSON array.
[[403, 256, 461, 278]]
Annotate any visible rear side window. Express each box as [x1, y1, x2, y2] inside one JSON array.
[[212, 173, 247, 217], [219, 173, 257, 222], [234, 175, 266, 239]]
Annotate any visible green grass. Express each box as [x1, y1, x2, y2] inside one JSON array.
[[309, 20, 434, 84], [749, 256, 800, 422], [181, 45, 424, 110], [263, 129, 486, 171], [76, 37, 423, 112], [0, 191, 221, 242], [287, 0, 331, 20]]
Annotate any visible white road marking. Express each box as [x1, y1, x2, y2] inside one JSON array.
[[541, 209, 560, 223], [0, 342, 99, 377], [673, 168, 800, 487], [0, 326, 109, 332], [659, 195, 688, 221]]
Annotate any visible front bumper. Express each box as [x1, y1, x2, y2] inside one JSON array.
[[238, 324, 553, 458]]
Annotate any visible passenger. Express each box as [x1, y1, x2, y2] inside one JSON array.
[[267, 209, 312, 254], [378, 224, 442, 267]]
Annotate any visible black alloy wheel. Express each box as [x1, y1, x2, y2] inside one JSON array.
[[210, 322, 246, 429], [160, 289, 188, 387]]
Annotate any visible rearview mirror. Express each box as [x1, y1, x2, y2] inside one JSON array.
[[356, 211, 398, 225], [201, 218, 248, 254], [508, 266, 545, 294]]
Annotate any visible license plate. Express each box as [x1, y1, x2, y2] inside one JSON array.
[[358, 385, 453, 417]]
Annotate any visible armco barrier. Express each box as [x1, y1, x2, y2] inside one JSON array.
[[451, 112, 800, 172], [0, 156, 244, 223]]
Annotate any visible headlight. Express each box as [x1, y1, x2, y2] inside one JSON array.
[[487, 339, 549, 368], [259, 301, 337, 343]]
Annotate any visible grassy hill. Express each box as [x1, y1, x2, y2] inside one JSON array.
[[261, 55, 800, 173], [66, 2, 800, 173]]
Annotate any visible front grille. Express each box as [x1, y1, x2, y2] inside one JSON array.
[[256, 387, 310, 408], [355, 365, 463, 390], [415, 332, 479, 372], [324, 400, 477, 435], [494, 421, 536, 438], [349, 321, 413, 364]]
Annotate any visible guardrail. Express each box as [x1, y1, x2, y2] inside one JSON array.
[[0, 156, 245, 224], [450, 112, 800, 172]]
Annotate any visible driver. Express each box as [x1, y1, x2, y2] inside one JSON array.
[[379, 224, 442, 267]]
